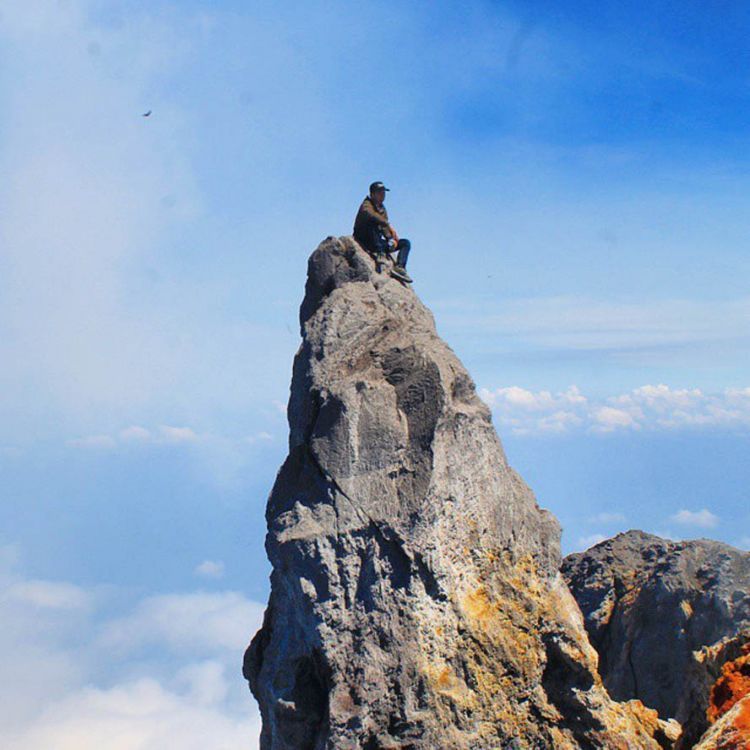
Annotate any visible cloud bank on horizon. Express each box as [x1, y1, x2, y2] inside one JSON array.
[[0, 547, 263, 750], [482, 383, 750, 435]]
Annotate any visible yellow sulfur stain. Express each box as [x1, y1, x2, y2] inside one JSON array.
[[463, 586, 494, 623], [423, 661, 473, 707]]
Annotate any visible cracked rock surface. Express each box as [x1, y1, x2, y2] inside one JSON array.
[[244, 237, 663, 750], [562, 530, 750, 727]]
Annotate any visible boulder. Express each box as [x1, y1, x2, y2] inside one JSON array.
[[562, 530, 750, 723]]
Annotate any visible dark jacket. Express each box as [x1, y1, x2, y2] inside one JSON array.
[[353, 196, 392, 253]]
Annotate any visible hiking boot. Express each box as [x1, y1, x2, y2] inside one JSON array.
[[391, 265, 413, 283]]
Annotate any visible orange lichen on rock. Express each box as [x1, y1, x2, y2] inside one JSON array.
[[694, 695, 750, 749], [625, 699, 682, 746], [708, 644, 750, 723], [734, 697, 750, 734], [462, 586, 494, 623]]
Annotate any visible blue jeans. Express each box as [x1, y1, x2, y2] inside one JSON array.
[[374, 231, 411, 268], [394, 238, 411, 269]]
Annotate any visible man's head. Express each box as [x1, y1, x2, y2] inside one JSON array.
[[369, 181, 389, 204]]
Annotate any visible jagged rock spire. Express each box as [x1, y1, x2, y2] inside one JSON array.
[[244, 237, 664, 749]]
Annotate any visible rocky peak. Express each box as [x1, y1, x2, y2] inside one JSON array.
[[562, 530, 750, 725], [244, 237, 665, 749]]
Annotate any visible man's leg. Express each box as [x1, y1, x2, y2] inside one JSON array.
[[372, 229, 389, 272], [390, 239, 413, 283], [396, 239, 411, 269]]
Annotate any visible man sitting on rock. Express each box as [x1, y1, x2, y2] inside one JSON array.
[[353, 181, 412, 283]]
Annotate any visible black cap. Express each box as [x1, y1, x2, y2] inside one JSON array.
[[369, 181, 390, 193]]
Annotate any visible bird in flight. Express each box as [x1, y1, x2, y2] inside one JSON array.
[[142, 110, 152, 117]]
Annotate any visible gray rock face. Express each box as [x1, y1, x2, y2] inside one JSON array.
[[244, 237, 663, 750], [562, 530, 750, 722]]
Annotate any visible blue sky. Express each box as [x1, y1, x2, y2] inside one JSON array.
[[2, 0, 750, 746]]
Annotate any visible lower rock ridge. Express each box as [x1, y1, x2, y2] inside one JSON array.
[[562, 530, 750, 726], [244, 237, 666, 750]]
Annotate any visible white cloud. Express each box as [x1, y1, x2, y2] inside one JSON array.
[[71, 424, 281, 450], [671, 508, 719, 529], [482, 385, 585, 411], [158, 426, 199, 443], [481, 385, 588, 434], [5, 674, 260, 750], [175, 660, 229, 706], [486, 386, 551, 410], [535, 410, 583, 434], [629, 384, 703, 407], [6, 579, 91, 610], [738, 536, 750, 551], [481, 382, 750, 435], [70, 424, 202, 448], [195, 560, 225, 580], [0, 565, 263, 749], [120, 426, 152, 442], [591, 406, 640, 432], [245, 431, 274, 444], [101, 591, 264, 654]]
